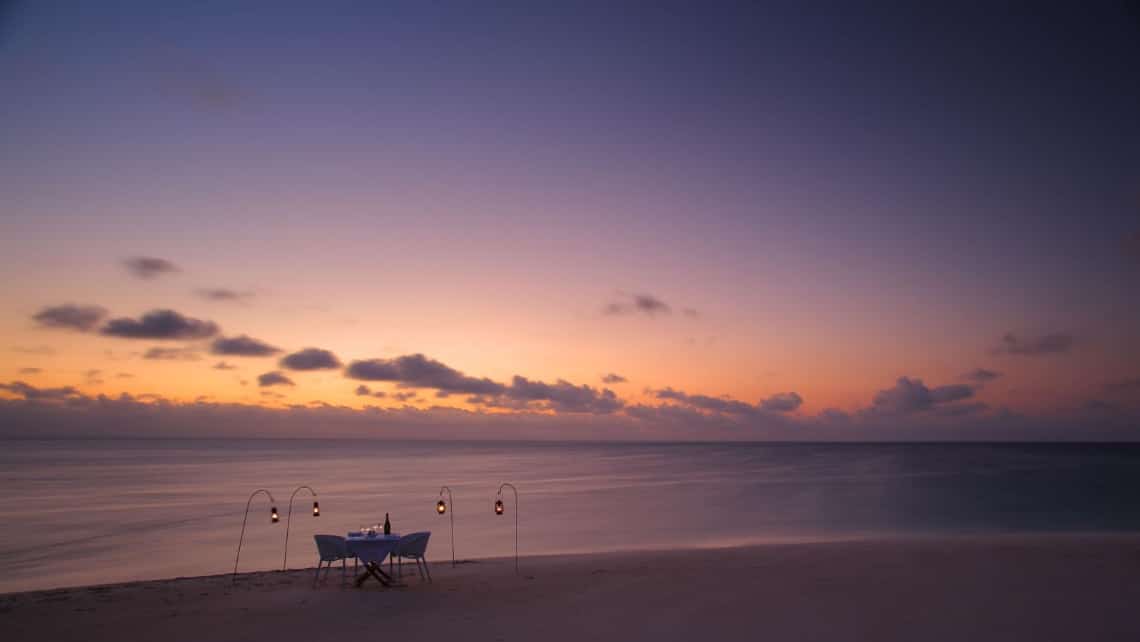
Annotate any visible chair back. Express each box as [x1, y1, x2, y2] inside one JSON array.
[[395, 531, 431, 558], [314, 534, 347, 561]]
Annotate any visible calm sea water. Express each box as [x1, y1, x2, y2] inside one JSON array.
[[1, 439, 1138, 593]]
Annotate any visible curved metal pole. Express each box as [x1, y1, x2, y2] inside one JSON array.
[[439, 486, 455, 566], [233, 488, 277, 583], [283, 485, 317, 571], [498, 482, 518, 574]]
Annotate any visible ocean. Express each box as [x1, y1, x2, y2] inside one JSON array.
[[1, 439, 1138, 594]]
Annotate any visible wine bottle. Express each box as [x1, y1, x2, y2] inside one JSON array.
[[383, 513, 391, 535]]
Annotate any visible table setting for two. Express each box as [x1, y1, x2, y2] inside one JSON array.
[[346, 522, 402, 587]]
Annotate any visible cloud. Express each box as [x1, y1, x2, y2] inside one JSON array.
[[964, 368, 1002, 383], [212, 361, 237, 370], [992, 332, 1074, 356], [210, 335, 281, 357], [85, 369, 104, 385], [602, 373, 627, 384], [18, 367, 42, 375], [869, 377, 975, 415], [652, 387, 806, 416], [196, 288, 254, 302], [603, 293, 673, 317], [759, 392, 803, 413], [124, 256, 179, 279], [257, 371, 294, 387], [143, 346, 201, 361], [280, 348, 342, 371], [32, 304, 108, 331], [2, 382, 1137, 441], [346, 353, 622, 413], [0, 381, 80, 401], [500, 376, 623, 414], [682, 308, 699, 318], [116, 372, 134, 379], [391, 391, 417, 402], [354, 384, 387, 398], [101, 309, 219, 340], [654, 387, 756, 415], [345, 354, 506, 395]]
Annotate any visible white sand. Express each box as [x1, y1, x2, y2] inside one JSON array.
[[2, 534, 1138, 641]]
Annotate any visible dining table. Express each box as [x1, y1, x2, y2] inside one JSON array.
[[345, 532, 402, 588]]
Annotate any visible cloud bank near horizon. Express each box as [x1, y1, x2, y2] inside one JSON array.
[[0, 380, 1134, 441]]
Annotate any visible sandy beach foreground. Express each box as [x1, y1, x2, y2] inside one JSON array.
[[2, 535, 1138, 641]]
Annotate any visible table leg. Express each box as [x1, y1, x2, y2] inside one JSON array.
[[355, 562, 395, 588]]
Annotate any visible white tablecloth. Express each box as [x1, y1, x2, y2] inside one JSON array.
[[345, 534, 400, 564]]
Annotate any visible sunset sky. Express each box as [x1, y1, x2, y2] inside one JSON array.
[[2, 2, 1138, 440]]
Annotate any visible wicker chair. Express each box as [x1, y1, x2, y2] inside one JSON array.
[[313, 534, 355, 587], [391, 532, 432, 582]]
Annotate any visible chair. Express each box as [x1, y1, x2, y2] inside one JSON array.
[[391, 532, 432, 582], [313, 534, 356, 587]]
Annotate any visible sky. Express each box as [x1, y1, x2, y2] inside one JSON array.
[[1, 1, 1138, 440]]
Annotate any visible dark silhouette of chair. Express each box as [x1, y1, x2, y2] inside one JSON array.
[[313, 534, 355, 587], [391, 532, 432, 582]]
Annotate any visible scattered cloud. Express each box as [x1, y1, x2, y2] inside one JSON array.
[[992, 332, 1074, 356], [18, 367, 42, 375], [143, 346, 202, 361], [196, 288, 254, 303], [115, 372, 134, 379], [602, 373, 627, 384], [653, 388, 803, 416], [603, 293, 673, 317], [257, 371, 294, 387], [682, 308, 699, 318], [84, 369, 104, 385], [32, 304, 108, 332], [1, 382, 1136, 441], [869, 377, 975, 415], [280, 347, 342, 371], [346, 354, 623, 413], [391, 391, 417, 402], [211, 334, 281, 357], [123, 256, 179, 280], [212, 361, 237, 371], [964, 368, 1002, 383], [655, 387, 755, 415], [346, 354, 505, 395], [499, 376, 623, 414], [0, 381, 80, 401], [759, 392, 803, 413], [101, 309, 219, 340], [354, 384, 387, 398]]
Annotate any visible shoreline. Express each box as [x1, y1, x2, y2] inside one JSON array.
[[3, 530, 1140, 598], [3, 530, 1137, 598], [3, 533, 1140, 641]]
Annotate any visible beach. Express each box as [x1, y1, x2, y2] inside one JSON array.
[[3, 534, 1138, 641]]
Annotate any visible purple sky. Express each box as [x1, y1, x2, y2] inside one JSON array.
[[1, 2, 1138, 440]]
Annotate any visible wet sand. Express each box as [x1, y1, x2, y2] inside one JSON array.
[[2, 535, 1138, 641]]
